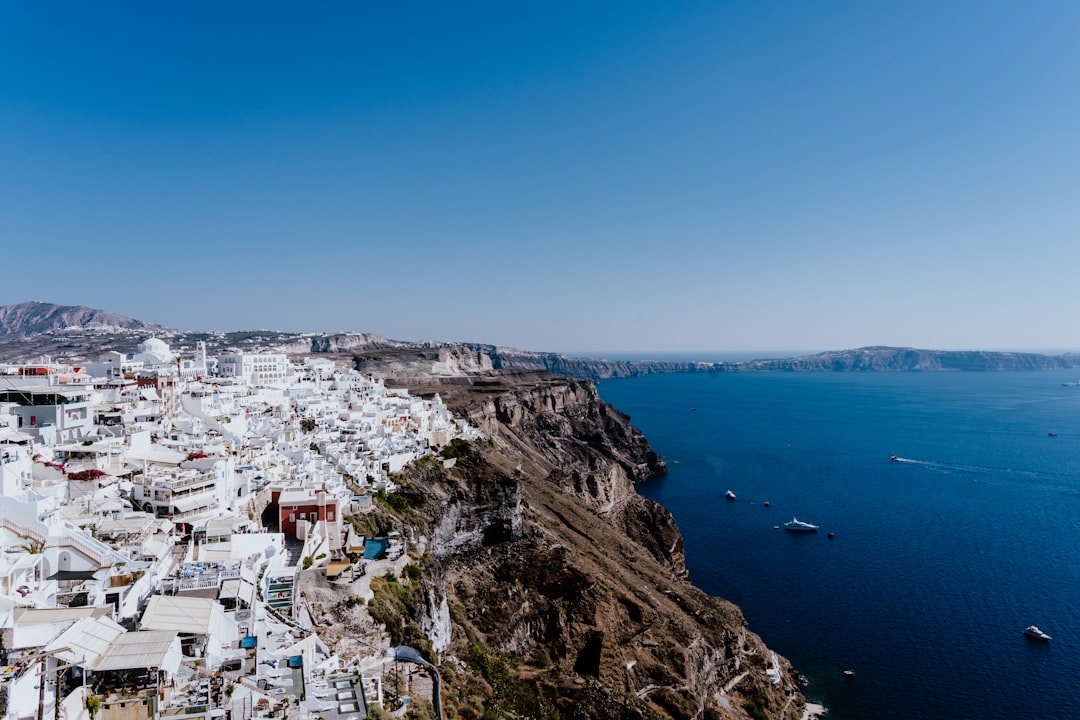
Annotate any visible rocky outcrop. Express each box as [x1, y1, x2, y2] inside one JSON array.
[[366, 371, 805, 719], [303, 332, 412, 354]]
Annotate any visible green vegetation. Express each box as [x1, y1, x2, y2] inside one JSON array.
[[302, 556, 313, 570], [367, 573, 431, 656], [375, 488, 409, 513], [742, 699, 769, 720], [300, 418, 316, 433], [439, 438, 470, 459], [402, 563, 422, 582], [345, 510, 396, 537], [466, 642, 556, 720]]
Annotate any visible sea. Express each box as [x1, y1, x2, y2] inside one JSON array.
[[596, 368, 1080, 720]]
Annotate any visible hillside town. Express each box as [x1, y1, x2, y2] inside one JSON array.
[[0, 337, 482, 720]]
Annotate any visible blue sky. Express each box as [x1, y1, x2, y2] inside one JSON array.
[[2, 2, 1079, 354]]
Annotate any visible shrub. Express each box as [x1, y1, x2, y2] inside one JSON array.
[[742, 700, 769, 720], [439, 438, 470, 459], [375, 489, 409, 513]]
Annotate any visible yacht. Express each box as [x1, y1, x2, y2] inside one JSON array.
[[784, 517, 819, 532], [1024, 625, 1051, 641], [725, 490, 736, 500]]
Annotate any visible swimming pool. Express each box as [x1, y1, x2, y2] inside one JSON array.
[[362, 537, 388, 560]]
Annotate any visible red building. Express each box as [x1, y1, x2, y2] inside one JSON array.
[[275, 487, 339, 539]]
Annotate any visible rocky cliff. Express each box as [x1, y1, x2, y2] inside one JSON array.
[[331, 365, 807, 720], [348, 343, 1080, 382]]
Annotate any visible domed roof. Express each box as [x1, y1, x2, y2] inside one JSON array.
[[138, 337, 173, 359]]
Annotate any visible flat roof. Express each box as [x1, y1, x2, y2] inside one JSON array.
[[140, 595, 222, 635], [94, 630, 179, 671], [45, 616, 126, 665]]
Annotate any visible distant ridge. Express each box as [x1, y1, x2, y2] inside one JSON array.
[[377, 344, 1080, 380], [0, 301, 169, 339], [3, 301, 1079, 380]]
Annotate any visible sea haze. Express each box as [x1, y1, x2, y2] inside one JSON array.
[[597, 370, 1080, 720]]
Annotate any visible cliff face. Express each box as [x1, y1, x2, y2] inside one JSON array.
[[354, 343, 1080, 382], [369, 371, 806, 720]]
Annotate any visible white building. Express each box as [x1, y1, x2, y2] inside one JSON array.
[[216, 351, 291, 387]]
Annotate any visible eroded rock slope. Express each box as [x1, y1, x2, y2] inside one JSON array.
[[348, 360, 807, 720]]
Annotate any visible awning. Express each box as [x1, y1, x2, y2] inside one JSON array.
[[0, 427, 32, 443], [125, 446, 186, 465], [325, 561, 351, 579], [45, 616, 126, 666], [93, 630, 181, 673], [47, 570, 99, 582], [140, 595, 219, 635], [172, 494, 212, 513]]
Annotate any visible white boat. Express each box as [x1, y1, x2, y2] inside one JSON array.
[[1024, 625, 1051, 641], [725, 490, 736, 500], [784, 517, 818, 532]]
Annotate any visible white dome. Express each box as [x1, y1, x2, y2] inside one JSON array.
[[138, 337, 173, 360]]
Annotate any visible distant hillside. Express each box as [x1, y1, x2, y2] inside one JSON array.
[[730, 346, 1080, 373], [3, 301, 1079, 380], [546, 345, 1080, 378], [0, 301, 169, 338], [350, 344, 1080, 381]]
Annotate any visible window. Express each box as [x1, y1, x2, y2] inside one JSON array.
[[327, 512, 334, 521]]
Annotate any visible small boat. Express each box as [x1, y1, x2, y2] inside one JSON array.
[[842, 669, 855, 677], [784, 517, 818, 532], [763, 501, 770, 507], [889, 455, 899, 461], [1024, 625, 1051, 641], [1048, 432, 1058, 437], [725, 490, 736, 500], [827, 532, 835, 539]]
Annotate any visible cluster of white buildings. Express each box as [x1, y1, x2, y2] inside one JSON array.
[[0, 338, 479, 720]]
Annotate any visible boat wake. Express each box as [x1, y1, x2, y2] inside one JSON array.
[[890, 455, 1079, 485]]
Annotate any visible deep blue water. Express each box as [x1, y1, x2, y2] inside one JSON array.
[[597, 370, 1080, 720]]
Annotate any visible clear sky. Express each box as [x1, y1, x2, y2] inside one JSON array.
[[2, 2, 1079, 354]]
